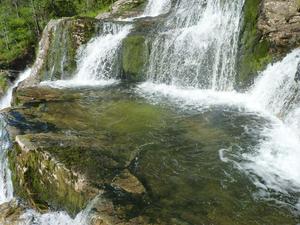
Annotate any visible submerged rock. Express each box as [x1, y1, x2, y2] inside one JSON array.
[[112, 169, 146, 194]]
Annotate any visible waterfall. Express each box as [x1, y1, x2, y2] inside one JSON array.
[[73, 23, 132, 83], [238, 49, 300, 205], [0, 69, 91, 224], [146, 0, 244, 91], [143, 0, 171, 17], [41, 23, 132, 88], [0, 121, 13, 204], [0, 69, 32, 204]]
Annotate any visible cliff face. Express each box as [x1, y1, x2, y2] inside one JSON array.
[[258, 0, 300, 53], [237, 0, 300, 87]]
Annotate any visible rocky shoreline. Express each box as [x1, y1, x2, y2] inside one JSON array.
[[0, 0, 300, 224]]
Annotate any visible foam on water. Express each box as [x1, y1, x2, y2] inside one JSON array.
[[74, 23, 132, 82], [41, 23, 132, 88], [146, 0, 244, 91], [0, 68, 32, 204], [238, 49, 300, 204], [139, 49, 300, 211]]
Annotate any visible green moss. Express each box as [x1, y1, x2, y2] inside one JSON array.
[[8, 142, 90, 216], [237, 0, 272, 88], [0, 73, 10, 95], [40, 18, 97, 81], [122, 35, 149, 81], [114, 0, 146, 17]]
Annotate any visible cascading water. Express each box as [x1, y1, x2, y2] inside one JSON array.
[[146, 0, 244, 90], [0, 69, 32, 204], [137, 0, 300, 214], [0, 69, 94, 224], [142, 0, 171, 17], [235, 49, 300, 209], [41, 22, 132, 88], [73, 23, 132, 83], [41, 0, 172, 89]]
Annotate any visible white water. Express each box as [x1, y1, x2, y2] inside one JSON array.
[[240, 49, 300, 197], [139, 48, 300, 210], [0, 68, 32, 204], [74, 23, 131, 82], [146, 0, 244, 91], [143, 0, 171, 17], [137, 0, 300, 208], [41, 23, 132, 88], [0, 69, 93, 224]]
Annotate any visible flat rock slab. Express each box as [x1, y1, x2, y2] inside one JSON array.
[[4, 84, 171, 220]]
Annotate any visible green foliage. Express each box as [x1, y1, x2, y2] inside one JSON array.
[[0, 0, 115, 70]]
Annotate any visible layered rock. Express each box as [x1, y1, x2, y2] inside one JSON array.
[[21, 18, 98, 87], [238, 0, 300, 87], [258, 0, 300, 53], [3, 85, 172, 222], [96, 0, 146, 20]]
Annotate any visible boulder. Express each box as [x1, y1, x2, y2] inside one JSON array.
[[0, 71, 12, 96], [237, 0, 300, 87], [122, 35, 149, 81], [96, 0, 146, 20], [258, 0, 300, 53]]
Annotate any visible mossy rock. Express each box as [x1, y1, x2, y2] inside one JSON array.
[[236, 0, 272, 88], [122, 35, 149, 81], [5, 85, 173, 216], [0, 71, 12, 96], [39, 18, 97, 81], [8, 135, 98, 215]]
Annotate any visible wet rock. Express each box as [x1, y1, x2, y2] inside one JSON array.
[[122, 35, 149, 81], [238, 0, 300, 87], [0, 70, 13, 96], [96, 0, 146, 20], [4, 85, 172, 217], [20, 18, 98, 87], [89, 195, 158, 225], [295, 61, 300, 82], [112, 169, 145, 194], [9, 134, 99, 215]]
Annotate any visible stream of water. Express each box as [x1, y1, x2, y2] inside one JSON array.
[[1, 0, 300, 224]]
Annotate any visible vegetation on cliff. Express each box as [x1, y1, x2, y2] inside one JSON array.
[[0, 0, 115, 70]]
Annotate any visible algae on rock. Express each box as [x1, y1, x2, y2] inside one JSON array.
[[237, 0, 271, 87], [122, 35, 149, 81], [237, 0, 300, 88]]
